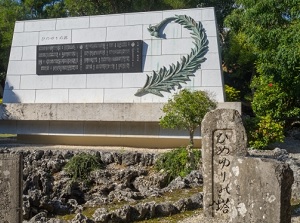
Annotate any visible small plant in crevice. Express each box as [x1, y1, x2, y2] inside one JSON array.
[[64, 153, 103, 181], [154, 147, 201, 183]]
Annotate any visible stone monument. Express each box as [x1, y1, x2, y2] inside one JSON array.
[[0, 153, 23, 222], [201, 109, 294, 223], [0, 8, 240, 147]]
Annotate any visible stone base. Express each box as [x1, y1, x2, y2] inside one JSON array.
[[17, 134, 201, 148], [0, 102, 241, 121], [0, 102, 239, 148]]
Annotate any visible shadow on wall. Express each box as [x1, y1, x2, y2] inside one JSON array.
[[1, 82, 20, 120], [2, 82, 20, 103], [0, 86, 20, 134]]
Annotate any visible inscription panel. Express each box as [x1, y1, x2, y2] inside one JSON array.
[[36, 40, 143, 74], [211, 129, 235, 217]]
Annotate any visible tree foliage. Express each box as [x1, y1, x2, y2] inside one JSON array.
[[21, 0, 66, 19], [245, 115, 284, 150], [225, 0, 300, 119], [160, 89, 216, 147], [0, 0, 23, 84], [64, 0, 170, 16], [0, 0, 67, 79]]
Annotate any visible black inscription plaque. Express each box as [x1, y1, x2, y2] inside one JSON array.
[[36, 40, 143, 74]]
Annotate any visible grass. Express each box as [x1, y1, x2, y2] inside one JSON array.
[[58, 208, 203, 222], [137, 209, 203, 223], [0, 134, 16, 138], [57, 192, 299, 222], [56, 187, 203, 221], [58, 207, 99, 221]]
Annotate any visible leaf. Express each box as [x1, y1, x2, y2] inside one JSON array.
[[135, 15, 209, 97]]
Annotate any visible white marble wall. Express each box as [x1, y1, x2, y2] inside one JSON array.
[[4, 7, 224, 104]]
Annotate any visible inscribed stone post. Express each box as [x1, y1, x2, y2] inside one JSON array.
[[0, 153, 23, 222], [201, 109, 294, 223], [201, 109, 248, 218]]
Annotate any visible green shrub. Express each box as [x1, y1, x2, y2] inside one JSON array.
[[225, 85, 240, 101], [64, 153, 102, 181], [159, 89, 216, 147], [155, 147, 201, 182], [245, 115, 284, 150], [251, 75, 292, 120]]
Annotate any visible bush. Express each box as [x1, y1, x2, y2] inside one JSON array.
[[225, 85, 240, 101], [64, 153, 102, 181], [159, 89, 216, 147], [251, 75, 291, 120], [245, 115, 284, 150], [155, 147, 201, 182]]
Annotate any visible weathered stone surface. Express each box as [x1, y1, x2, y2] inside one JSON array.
[[155, 202, 179, 217], [174, 193, 203, 212], [92, 208, 109, 222], [201, 109, 248, 217], [248, 147, 300, 201], [0, 148, 204, 222], [133, 201, 157, 220], [201, 109, 294, 223], [0, 153, 23, 222], [71, 213, 94, 223], [213, 155, 293, 223], [0, 103, 165, 122]]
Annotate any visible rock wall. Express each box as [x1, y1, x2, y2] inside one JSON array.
[[0, 148, 203, 222]]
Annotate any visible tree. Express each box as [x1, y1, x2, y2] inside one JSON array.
[[21, 0, 67, 19], [0, 0, 23, 84], [160, 89, 217, 147], [224, 0, 300, 149], [222, 31, 256, 104], [162, 0, 235, 32], [225, 0, 300, 122], [64, 0, 170, 16]]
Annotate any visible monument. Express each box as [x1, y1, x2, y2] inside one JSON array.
[[0, 8, 238, 147], [201, 109, 294, 223]]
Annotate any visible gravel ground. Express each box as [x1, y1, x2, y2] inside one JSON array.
[[1, 136, 300, 223]]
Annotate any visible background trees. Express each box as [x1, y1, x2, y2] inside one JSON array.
[[225, 0, 300, 121], [0, 0, 23, 87], [21, 0, 66, 19], [224, 0, 300, 148]]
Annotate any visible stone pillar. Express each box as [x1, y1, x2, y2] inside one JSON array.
[[201, 109, 294, 223], [0, 153, 23, 222], [201, 109, 248, 218]]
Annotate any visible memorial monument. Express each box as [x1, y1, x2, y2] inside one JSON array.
[[201, 109, 294, 223], [0, 8, 236, 147]]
